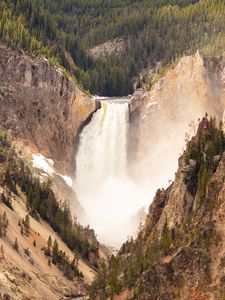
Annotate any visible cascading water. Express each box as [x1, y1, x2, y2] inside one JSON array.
[[77, 100, 129, 189], [76, 100, 147, 248]]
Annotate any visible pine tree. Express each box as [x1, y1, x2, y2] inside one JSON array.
[[13, 237, 19, 252], [47, 235, 52, 247], [2, 211, 9, 237], [20, 225, 24, 235], [0, 245, 4, 260], [71, 253, 79, 269], [52, 239, 59, 264], [23, 214, 30, 236]]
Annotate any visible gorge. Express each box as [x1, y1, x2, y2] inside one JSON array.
[[74, 51, 225, 249], [0, 46, 225, 299], [1, 1, 225, 299]]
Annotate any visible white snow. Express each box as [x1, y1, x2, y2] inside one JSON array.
[[32, 154, 73, 187], [60, 175, 73, 188], [32, 154, 54, 175]]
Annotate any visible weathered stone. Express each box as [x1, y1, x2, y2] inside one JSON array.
[[128, 51, 224, 171], [0, 46, 100, 173]]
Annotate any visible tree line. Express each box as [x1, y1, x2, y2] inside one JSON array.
[[1, 0, 225, 96], [0, 130, 99, 264]]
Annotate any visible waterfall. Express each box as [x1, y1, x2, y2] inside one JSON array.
[[76, 101, 129, 193], [76, 100, 146, 248]]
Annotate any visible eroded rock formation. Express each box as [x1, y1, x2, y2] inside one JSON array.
[[0, 45, 99, 173], [129, 52, 225, 172], [90, 117, 225, 300]]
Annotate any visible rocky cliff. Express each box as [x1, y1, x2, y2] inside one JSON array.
[[0, 45, 99, 173], [128, 118, 225, 300], [129, 51, 225, 184], [90, 117, 225, 300]]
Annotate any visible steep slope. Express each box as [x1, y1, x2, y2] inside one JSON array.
[[0, 131, 101, 299], [0, 44, 101, 221], [0, 197, 92, 299], [129, 51, 225, 156], [0, 45, 99, 173], [128, 51, 225, 187], [90, 117, 225, 299]]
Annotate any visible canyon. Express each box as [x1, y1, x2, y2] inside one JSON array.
[[0, 44, 225, 299], [1, 46, 225, 245], [1, 1, 225, 299]]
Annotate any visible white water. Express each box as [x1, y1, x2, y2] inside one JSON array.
[[76, 100, 148, 248]]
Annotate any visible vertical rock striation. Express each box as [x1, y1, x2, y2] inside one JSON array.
[[0, 45, 100, 172], [129, 52, 225, 173]]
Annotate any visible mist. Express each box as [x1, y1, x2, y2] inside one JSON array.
[[75, 62, 222, 248], [75, 100, 149, 248]]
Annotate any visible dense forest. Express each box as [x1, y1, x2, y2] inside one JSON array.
[[0, 0, 225, 95]]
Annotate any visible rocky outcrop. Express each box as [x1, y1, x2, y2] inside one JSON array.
[[88, 37, 129, 61], [128, 51, 225, 178], [111, 120, 224, 299], [90, 118, 225, 300], [131, 153, 225, 299], [0, 45, 100, 173]]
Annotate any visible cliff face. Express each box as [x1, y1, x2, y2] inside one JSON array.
[[129, 52, 225, 179], [90, 118, 225, 300], [128, 121, 225, 300], [0, 45, 99, 173]]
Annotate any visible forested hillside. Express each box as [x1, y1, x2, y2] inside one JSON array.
[[1, 0, 225, 95], [0, 129, 102, 298], [0, 130, 99, 267]]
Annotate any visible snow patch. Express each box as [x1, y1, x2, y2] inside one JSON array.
[[32, 154, 54, 175], [32, 154, 73, 187], [60, 175, 73, 188]]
